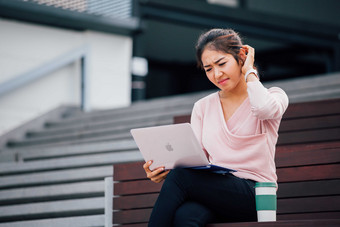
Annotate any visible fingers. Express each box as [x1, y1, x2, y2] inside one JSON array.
[[143, 160, 153, 174], [143, 160, 168, 183], [241, 45, 255, 74], [242, 45, 254, 54], [151, 170, 170, 183], [147, 166, 165, 179]]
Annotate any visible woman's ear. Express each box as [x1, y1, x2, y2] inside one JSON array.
[[239, 48, 247, 65]]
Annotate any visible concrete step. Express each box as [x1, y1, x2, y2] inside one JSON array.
[[18, 124, 168, 149], [0, 166, 112, 189], [46, 100, 191, 123], [27, 115, 174, 139], [0, 197, 104, 223], [15, 129, 136, 147], [264, 72, 340, 93], [0, 181, 104, 205], [0, 150, 143, 176], [7, 132, 134, 148], [0, 214, 104, 227], [61, 90, 211, 122], [24, 118, 172, 143], [44, 105, 193, 129], [0, 105, 78, 152], [7, 109, 190, 148], [3, 140, 138, 162], [285, 86, 340, 103], [8, 111, 187, 148]]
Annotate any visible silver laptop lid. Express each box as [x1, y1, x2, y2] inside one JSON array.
[[130, 123, 209, 171]]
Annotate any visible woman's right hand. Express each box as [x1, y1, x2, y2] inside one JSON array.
[[143, 160, 170, 183]]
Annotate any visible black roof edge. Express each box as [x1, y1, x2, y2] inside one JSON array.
[[0, 0, 142, 36]]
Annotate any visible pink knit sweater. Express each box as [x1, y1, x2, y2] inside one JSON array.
[[190, 81, 289, 183]]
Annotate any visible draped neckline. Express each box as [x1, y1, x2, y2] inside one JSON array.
[[215, 92, 249, 133]]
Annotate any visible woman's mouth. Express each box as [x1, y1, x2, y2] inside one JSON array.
[[218, 78, 229, 85]]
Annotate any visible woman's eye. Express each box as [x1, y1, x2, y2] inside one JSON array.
[[206, 68, 212, 72], [219, 62, 226, 66]]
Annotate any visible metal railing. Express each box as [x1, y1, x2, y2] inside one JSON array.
[[0, 46, 89, 111]]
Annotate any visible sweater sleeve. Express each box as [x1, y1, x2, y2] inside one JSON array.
[[247, 80, 289, 120]]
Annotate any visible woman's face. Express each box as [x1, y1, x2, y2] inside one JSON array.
[[201, 48, 243, 92]]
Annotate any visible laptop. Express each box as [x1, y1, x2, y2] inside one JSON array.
[[130, 123, 236, 174]]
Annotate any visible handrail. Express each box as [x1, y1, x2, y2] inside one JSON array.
[[0, 45, 89, 111]]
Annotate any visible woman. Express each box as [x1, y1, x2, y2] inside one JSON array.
[[143, 28, 289, 226]]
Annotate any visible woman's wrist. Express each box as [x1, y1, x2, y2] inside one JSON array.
[[246, 74, 258, 82], [244, 69, 259, 82]]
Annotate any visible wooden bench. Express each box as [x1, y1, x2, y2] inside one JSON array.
[[112, 98, 340, 226]]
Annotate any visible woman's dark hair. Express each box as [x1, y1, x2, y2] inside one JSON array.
[[195, 28, 243, 69]]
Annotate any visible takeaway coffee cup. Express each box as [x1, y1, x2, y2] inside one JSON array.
[[255, 182, 277, 222]]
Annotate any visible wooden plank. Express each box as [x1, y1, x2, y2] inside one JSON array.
[[112, 208, 152, 224], [279, 114, 340, 132], [114, 180, 162, 196], [114, 215, 340, 226], [114, 142, 340, 182], [277, 196, 340, 214], [114, 162, 145, 181], [173, 99, 340, 125], [113, 164, 340, 195], [282, 99, 340, 119], [275, 147, 340, 167], [277, 164, 340, 182], [113, 193, 158, 210], [207, 219, 340, 227], [113, 180, 340, 210], [173, 119, 340, 144], [120, 224, 147, 227], [278, 212, 340, 221], [173, 115, 191, 124], [112, 210, 340, 226], [277, 179, 340, 198], [277, 127, 340, 145], [276, 141, 340, 153], [113, 180, 340, 211]]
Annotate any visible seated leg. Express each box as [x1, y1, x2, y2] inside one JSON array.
[[173, 201, 216, 227]]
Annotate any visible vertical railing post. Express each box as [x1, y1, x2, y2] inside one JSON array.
[[81, 53, 89, 112]]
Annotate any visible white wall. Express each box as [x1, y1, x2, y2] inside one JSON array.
[[0, 18, 132, 135]]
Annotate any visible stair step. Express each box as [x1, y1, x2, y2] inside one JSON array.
[[61, 90, 210, 121], [27, 117, 173, 138], [0, 181, 104, 205], [0, 214, 104, 227], [24, 119, 172, 143], [0, 151, 143, 176], [7, 133, 135, 148], [9, 140, 137, 161], [0, 197, 104, 222], [0, 166, 112, 189], [45, 106, 192, 128]]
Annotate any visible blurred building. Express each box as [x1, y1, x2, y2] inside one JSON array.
[[0, 0, 139, 135], [133, 0, 340, 99], [0, 0, 339, 135]]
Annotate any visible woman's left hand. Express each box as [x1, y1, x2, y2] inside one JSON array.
[[241, 45, 255, 75]]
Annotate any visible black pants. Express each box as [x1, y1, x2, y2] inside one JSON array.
[[148, 168, 257, 227]]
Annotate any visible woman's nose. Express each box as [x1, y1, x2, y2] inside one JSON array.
[[214, 68, 222, 78]]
